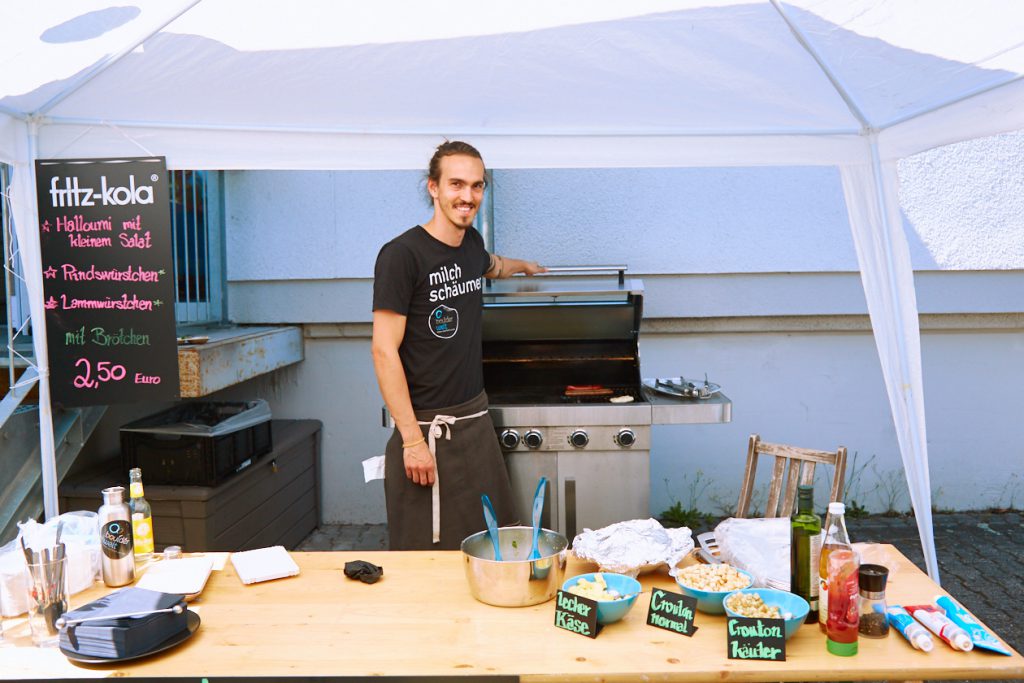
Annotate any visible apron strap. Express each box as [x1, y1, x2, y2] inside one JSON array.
[[419, 409, 489, 544]]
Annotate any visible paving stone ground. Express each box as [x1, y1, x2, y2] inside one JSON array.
[[298, 512, 1022, 679]]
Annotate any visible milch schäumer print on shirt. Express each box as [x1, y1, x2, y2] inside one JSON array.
[[372, 225, 490, 411]]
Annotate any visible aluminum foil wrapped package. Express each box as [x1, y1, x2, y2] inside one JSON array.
[[571, 518, 694, 577]]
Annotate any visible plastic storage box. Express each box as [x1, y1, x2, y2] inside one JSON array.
[[62, 420, 320, 552], [120, 400, 273, 486]]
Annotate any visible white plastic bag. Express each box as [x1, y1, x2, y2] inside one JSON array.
[[714, 517, 791, 589], [1, 511, 100, 617]]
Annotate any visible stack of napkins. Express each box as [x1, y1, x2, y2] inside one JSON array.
[[59, 587, 187, 659], [136, 556, 214, 596], [230, 546, 300, 584]]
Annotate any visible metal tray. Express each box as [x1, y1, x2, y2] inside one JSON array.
[[643, 376, 722, 400]]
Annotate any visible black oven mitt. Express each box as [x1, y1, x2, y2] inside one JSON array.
[[344, 560, 383, 584]]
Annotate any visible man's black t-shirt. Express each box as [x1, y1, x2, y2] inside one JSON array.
[[373, 225, 490, 410]]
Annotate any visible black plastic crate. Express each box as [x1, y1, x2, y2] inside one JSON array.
[[120, 402, 273, 486]]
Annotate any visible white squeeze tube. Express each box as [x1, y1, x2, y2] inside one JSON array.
[[935, 595, 1012, 656], [886, 606, 934, 652], [905, 604, 973, 652]]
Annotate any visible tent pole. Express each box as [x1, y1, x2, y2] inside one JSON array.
[[769, 0, 870, 131], [25, 119, 60, 520], [866, 138, 939, 582], [41, 115, 862, 139], [880, 73, 1024, 130], [0, 103, 28, 121]]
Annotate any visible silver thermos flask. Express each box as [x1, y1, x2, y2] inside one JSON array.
[[98, 486, 136, 586]]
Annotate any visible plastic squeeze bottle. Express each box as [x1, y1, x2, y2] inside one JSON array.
[[826, 544, 860, 656]]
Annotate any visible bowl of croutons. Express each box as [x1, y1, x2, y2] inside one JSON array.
[[561, 572, 643, 624], [723, 588, 809, 640], [673, 563, 754, 614]]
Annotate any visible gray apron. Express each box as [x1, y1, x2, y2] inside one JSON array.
[[385, 390, 518, 550]]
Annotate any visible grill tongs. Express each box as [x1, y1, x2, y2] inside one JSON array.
[[646, 375, 722, 399]]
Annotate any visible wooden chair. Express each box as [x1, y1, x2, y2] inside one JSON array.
[[736, 434, 847, 518]]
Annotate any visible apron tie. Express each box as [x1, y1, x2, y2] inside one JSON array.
[[419, 409, 488, 544]]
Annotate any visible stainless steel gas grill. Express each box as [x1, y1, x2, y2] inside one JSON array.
[[482, 267, 731, 538]]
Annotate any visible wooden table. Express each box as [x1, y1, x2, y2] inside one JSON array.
[[1, 546, 1021, 681]]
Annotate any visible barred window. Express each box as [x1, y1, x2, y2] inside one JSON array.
[[168, 169, 226, 326]]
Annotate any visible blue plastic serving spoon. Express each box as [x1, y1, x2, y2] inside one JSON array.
[[528, 476, 548, 563], [481, 494, 503, 561]]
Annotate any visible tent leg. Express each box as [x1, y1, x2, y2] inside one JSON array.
[[11, 120, 60, 520], [840, 139, 940, 583]]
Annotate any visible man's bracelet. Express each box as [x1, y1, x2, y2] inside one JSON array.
[[402, 437, 426, 449]]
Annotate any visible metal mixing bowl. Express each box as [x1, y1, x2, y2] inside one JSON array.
[[461, 526, 568, 607]]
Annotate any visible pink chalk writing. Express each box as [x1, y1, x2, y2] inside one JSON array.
[[56, 215, 112, 232], [60, 264, 161, 282], [54, 293, 159, 312], [69, 234, 112, 248], [73, 358, 128, 389], [119, 231, 152, 249]]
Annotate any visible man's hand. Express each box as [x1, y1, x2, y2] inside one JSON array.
[[487, 255, 547, 279], [519, 260, 546, 276], [404, 440, 435, 486]]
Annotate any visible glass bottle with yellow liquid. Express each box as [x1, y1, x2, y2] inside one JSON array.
[[128, 467, 155, 563]]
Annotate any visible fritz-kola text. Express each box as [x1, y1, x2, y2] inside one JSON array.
[[48, 175, 155, 207]]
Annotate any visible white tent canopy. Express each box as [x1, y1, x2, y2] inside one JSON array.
[[4, 0, 1024, 580]]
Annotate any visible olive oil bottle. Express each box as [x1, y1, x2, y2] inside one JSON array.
[[790, 484, 821, 623]]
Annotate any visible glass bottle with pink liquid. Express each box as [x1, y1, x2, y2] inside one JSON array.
[[822, 502, 859, 656], [819, 501, 852, 633]]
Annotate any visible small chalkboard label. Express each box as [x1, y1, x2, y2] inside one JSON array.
[[646, 588, 698, 636], [554, 590, 600, 638], [726, 617, 786, 661]]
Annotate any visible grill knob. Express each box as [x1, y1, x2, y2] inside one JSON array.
[[523, 430, 543, 449], [499, 429, 520, 450], [615, 428, 636, 447], [569, 430, 589, 448]]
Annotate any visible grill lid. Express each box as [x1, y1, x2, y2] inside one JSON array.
[[482, 266, 642, 343], [482, 268, 644, 403]]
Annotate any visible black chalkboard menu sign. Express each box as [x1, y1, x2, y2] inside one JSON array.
[[726, 617, 786, 661], [35, 157, 179, 406]]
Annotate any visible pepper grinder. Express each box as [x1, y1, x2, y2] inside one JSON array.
[[858, 563, 890, 638]]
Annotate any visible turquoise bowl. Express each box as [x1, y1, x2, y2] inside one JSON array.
[[561, 572, 642, 624], [674, 566, 754, 614], [723, 588, 810, 640]]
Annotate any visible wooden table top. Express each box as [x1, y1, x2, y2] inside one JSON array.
[[1, 545, 1021, 681]]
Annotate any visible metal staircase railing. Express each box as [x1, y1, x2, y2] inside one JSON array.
[[0, 403, 106, 544]]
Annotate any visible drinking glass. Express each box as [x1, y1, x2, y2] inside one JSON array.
[[26, 556, 68, 647]]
